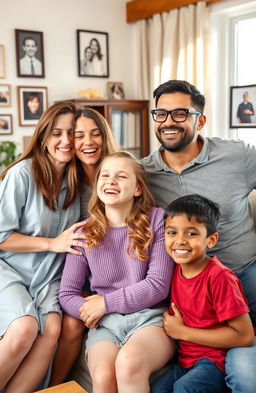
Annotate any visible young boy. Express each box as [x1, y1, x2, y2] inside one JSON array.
[[151, 194, 254, 393]]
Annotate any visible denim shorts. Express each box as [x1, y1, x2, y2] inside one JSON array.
[[86, 307, 166, 352]]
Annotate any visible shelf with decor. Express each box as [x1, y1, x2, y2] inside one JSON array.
[[62, 99, 149, 158]]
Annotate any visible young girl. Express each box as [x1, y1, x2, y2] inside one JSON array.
[[0, 102, 86, 393], [50, 107, 118, 385], [59, 151, 176, 393]]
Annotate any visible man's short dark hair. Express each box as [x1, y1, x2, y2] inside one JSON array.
[[153, 80, 205, 113], [164, 194, 220, 236], [23, 36, 37, 47]]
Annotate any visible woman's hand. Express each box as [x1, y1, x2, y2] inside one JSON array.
[[79, 294, 106, 328], [48, 221, 86, 255]]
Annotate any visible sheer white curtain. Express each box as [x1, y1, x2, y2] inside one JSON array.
[[136, 1, 212, 150]]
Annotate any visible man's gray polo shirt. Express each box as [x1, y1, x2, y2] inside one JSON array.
[[141, 136, 256, 273]]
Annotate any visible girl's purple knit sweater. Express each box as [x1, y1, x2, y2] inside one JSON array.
[[59, 207, 174, 320]]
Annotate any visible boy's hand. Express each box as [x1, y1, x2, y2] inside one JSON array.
[[163, 303, 185, 339]]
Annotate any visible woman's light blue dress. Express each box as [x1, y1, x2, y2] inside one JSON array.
[[0, 159, 80, 337]]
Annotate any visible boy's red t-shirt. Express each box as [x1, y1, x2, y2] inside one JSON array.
[[170, 256, 250, 373]]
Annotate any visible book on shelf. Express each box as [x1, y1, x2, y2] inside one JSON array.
[[111, 111, 140, 150], [111, 111, 122, 146]]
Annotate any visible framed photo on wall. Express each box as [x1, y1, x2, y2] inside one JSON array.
[[0, 114, 13, 135], [107, 82, 125, 99], [0, 45, 5, 78], [15, 29, 45, 78], [0, 84, 11, 107], [230, 84, 256, 128], [17, 86, 48, 126], [77, 29, 109, 78]]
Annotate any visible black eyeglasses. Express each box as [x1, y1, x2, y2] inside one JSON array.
[[150, 108, 201, 123]]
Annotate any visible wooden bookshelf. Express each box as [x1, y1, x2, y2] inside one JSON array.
[[64, 99, 149, 158]]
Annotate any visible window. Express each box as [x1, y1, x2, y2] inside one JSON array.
[[209, 1, 256, 142], [231, 13, 256, 145], [234, 16, 256, 86]]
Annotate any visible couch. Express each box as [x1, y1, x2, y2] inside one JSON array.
[[69, 191, 256, 392]]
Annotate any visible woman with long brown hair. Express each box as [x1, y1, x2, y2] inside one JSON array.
[[59, 151, 176, 393], [0, 101, 86, 393]]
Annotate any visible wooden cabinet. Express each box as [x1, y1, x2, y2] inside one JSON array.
[[65, 99, 149, 157]]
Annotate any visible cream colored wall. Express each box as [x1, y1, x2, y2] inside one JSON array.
[[0, 0, 137, 153]]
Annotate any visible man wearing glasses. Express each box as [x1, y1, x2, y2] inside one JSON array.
[[141, 80, 256, 393]]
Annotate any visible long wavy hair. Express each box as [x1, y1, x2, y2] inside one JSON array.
[[90, 38, 103, 60], [74, 107, 119, 185], [84, 151, 155, 261], [1, 101, 77, 211]]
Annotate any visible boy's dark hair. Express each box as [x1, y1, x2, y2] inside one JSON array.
[[164, 194, 220, 236], [153, 80, 205, 114]]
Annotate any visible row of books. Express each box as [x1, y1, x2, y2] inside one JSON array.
[[111, 111, 141, 150]]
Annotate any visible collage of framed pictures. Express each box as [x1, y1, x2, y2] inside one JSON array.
[[230, 84, 256, 128], [0, 46, 12, 136], [107, 82, 125, 99], [0, 114, 13, 136], [15, 29, 45, 78], [1, 30, 48, 143], [1, 25, 112, 151], [17, 86, 48, 126], [77, 29, 109, 78], [0, 84, 11, 107]]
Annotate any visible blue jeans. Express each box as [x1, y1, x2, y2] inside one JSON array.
[[225, 261, 256, 393], [150, 358, 228, 393]]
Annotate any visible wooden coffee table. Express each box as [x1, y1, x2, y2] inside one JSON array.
[[34, 380, 88, 392]]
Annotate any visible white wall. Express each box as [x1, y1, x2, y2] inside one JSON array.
[[0, 0, 137, 153]]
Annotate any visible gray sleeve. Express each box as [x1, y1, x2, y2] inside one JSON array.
[[242, 142, 256, 190], [0, 165, 28, 243]]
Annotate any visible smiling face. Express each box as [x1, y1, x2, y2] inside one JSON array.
[[84, 47, 93, 60], [155, 93, 204, 152], [27, 97, 40, 114], [97, 156, 141, 210], [23, 38, 38, 58], [74, 116, 103, 170], [46, 112, 74, 174], [90, 39, 99, 54], [165, 213, 218, 272]]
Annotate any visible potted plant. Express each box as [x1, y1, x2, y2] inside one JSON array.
[[0, 141, 20, 173]]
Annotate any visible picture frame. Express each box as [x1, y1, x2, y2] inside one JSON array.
[[107, 82, 125, 100], [0, 114, 13, 135], [0, 45, 5, 78], [17, 86, 48, 126], [230, 84, 256, 128], [15, 29, 45, 78], [77, 29, 109, 78], [0, 84, 11, 107]]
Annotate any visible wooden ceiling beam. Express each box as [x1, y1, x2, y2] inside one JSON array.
[[126, 0, 224, 23]]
